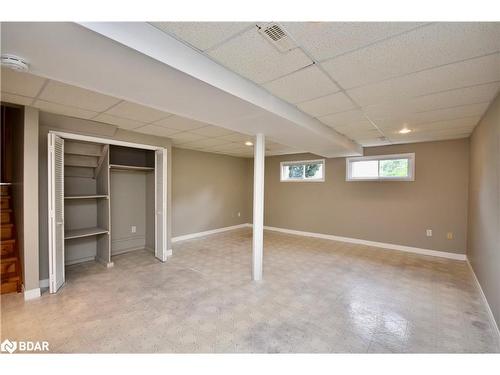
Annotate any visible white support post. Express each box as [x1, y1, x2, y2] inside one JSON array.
[[252, 133, 265, 281]]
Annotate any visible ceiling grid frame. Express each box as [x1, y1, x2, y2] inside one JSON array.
[[277, 23, 391, 144]]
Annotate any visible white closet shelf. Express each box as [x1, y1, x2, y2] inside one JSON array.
[[109, 164, 154, 171], [65, 227, 109, 240], [64, 194, 109, 200]]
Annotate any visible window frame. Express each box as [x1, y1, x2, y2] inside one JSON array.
[[346, 153, 415, 182], [280, 159, 325, 182]]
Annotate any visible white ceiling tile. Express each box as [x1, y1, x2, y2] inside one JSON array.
[[208, 27, 312, 84], [190, 125, 234, 137], [263, 65, 339, 104], [373, 102, 489, 129], [151, 22, 254, 51], [337, 128, 382, 139], [282, 22, 424, 61], [33, 100, 97, 119], [297, 92, 355, 117], [381, 117, 479, 143], [405, 116, 480, 132], [322, 23, 500, 89], [391, 133, 470, 144], [217, 133, 254, 142], [357, 138, 392, 147], [209, 142, 247, 151], [182, 138, 231, 148], [319, 109, 372, 128], [1, 68, 46, 97], [93, 113, 145, 130], [330, 123, 377, 137], [169, 131, 206, 144], [39, 80, 121, 112], [1, 92, 33, 106], [347, 53, 500, 106], [134, 124, 181, 137], [105, 101, 171, 123], [152, 115, 208, 131], [363, 82, 500, 119]]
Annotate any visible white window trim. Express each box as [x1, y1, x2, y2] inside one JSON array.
[[280, 159, 325, 182], [346, 153, 415, 182]]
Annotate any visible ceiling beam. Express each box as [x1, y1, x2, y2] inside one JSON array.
[[2, 22, 362, 157]]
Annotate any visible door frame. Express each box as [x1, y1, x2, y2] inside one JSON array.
[[48, 130, 170, 267]]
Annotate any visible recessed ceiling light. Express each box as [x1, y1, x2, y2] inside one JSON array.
[[245, 141, 253, 146], [399, 128, 412, 134]]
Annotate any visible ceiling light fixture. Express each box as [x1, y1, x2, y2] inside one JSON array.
[[245, 141, 253, 146], [399, 128, 412, 134], [1, 54, 29, 72]]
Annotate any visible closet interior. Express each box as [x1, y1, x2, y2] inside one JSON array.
[[48, 133, 168, 293]]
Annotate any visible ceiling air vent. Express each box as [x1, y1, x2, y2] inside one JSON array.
[[258, 23, 297, 53]]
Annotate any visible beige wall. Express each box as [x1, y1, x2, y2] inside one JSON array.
[[264, 139, 469, 254], [23, 107, 39, 291], [38, 111, 173, 280], [172, 147, 251, 237], [468, 93, 500, 328]]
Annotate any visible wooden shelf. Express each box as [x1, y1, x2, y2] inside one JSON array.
[[109, 164, 154, 171], [64, 195, 108, 200], [65, 227, 108, 240]]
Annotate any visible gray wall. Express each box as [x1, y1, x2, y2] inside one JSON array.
[[468, 93, 500, 328], [172, 147, 251, 237], [263, 139, 470, 254], [38, 111, 172, 280], [110, 170, 154, 254]]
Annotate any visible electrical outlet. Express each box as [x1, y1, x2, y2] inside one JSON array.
[[237, 212, 241, 217], [131, 226, 136, 234], [426, 229, 433, 237], [447, 232, 453, 240]]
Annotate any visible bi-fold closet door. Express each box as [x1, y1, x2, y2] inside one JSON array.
[[155, 148, 168, 262], [47, 133, 65, 293], [48, 134, 169, 294]]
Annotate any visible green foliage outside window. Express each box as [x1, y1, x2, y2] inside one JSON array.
[[379, 159, 408, 177], [288, 163, 321, 179], [288, 165, 304, 178], [305, 163, 320, 178]]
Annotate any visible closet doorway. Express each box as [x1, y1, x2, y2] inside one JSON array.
[[47, 131, 168, 294]]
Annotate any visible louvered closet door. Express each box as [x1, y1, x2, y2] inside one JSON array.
[[48, 133, 65, 293], [155, 148, 168, 262]]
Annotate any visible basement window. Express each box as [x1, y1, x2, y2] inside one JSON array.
[[346, 153, 415, 181], [280, 159, 325, 182]]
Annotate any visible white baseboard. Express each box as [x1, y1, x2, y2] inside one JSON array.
[[466, 258, 500, 340], [24, 288, 41, 300], [264, 226, 466, 261], [172, 223, 251, 243]]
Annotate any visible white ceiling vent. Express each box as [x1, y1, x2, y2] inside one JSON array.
[[258, 23, 297, 53]]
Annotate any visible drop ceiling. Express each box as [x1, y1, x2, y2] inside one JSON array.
[[1, 22, 499, 155], [1, 22, 361, 159], [0, 68, 297, 158], [152, 22, 500, 146]]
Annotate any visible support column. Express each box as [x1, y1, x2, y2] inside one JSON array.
[[252, 133, 265, 281]]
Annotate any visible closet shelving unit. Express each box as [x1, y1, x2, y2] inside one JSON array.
[[62, 140, 111, 267], [48, 132, 168, 294]]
